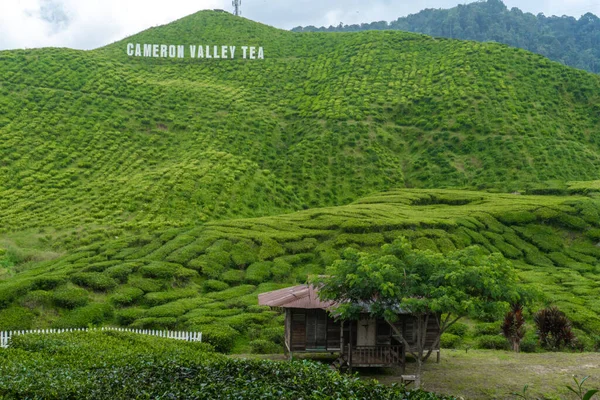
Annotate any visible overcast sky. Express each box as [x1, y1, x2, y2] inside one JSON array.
[[1, 0, 599, 51]]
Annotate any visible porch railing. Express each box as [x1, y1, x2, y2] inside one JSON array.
[[348, 345, 402, 365]]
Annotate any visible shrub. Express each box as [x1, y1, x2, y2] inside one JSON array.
[[440, 333, 461, 349], [446, 322, 469, 337], [520, 333, 539, 353], [0, 280, 35, 308], [476, 335, 509, 350], [32, 275, 67, 291], [144, 289, 198, 306], [0, 332, 449, 399], [202, 279, 230, 292], [221, 270, 245, 284], [138, 262, 181, 279], [585, 228, 600, 241], [146, 298, 207, 318], [129, 277, 164, 293], [173, 267, 198, 284], [283, 238, 318, 254], [271, 258, 292, 281], [222, 313, 274, 334], [189, 255, 227, 278], [52, 286, 89, 309], [496, 211, 536, 225], [70, 272, 118, 292], [205, 250, 233, 269], [474, 322, 500, 336], [53, 303, 114, 328], [258, 238, 285, 260], [105, 264, 136, 283], [534, 306, 576, 350], [130, 317, 178, 330], [200, 324, 240, 353], [230, 240, 258, 267], [0, 306, 36, 330], [249, 339, 280, 354], [115, 307, 146, 325], [245, 261, 273, 284], [249, 326, 285, 345], [20, 290, 53, 309], [109, 287, 144, 306], [501, 303, 526, 352], [413, 237, 438, 252]]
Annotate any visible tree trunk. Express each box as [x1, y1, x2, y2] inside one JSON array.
[[415, 356, 423, 389], [512, 338, 520, 353]]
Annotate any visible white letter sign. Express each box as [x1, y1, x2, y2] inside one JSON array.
[[126, 43, 265, 60]]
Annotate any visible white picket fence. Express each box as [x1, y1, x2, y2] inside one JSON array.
[[0, 327, 202, 348]]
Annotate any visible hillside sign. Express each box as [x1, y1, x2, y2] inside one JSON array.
[[126, 43, 264, 60]]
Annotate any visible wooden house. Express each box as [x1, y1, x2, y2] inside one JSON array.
[[258, 284, 441, 370]]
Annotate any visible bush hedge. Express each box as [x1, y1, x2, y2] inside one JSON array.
[[0, 331, 455, 399]]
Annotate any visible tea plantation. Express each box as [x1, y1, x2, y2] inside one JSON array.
[[0, 331, 454, 399], [1, 11, 600, 355], [2, 188, 600, 352]]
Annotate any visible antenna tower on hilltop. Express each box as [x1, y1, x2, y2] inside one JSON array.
[[233, 0, 241, 16]]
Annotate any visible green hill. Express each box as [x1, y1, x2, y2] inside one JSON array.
[[2, 188, 600, 351], [2, 11, 600, 352], [293, 0, 600, 74]]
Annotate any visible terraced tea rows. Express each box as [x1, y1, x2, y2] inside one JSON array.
[[3, 12, 600, 235], [1, 189, 599, 351]]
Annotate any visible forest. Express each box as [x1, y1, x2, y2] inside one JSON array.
[[293, 0, 600, 74]]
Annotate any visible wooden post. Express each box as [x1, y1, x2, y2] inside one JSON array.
[[340, 320, 345, 357], [348, 320, 353, 373], [401, 343, 406, 373], [285, 309, 293, 360]]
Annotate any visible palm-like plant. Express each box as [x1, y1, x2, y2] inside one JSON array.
[[502, 303, 526, 352]]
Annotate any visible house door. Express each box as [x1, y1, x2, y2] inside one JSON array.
[[357, 318, 377, 347], [290, 309, 306, 351], [306, 309, 328, 349]]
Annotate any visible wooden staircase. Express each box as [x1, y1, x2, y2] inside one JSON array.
[[330, 353, 349, 372]]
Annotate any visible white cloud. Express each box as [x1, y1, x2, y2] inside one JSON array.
[[0, 0, 224, 50], [1, 0, 600, 51]]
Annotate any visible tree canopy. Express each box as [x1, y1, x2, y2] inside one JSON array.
[[313, 238, 527, 386], [314, 238, 524, 323]]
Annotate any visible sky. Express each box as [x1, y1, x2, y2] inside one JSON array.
[[1, 0, 599, 51]]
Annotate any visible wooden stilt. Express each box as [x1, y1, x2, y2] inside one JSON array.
[[348, 320, 353, 373]]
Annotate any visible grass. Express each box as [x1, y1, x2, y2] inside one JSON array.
[[232, 350, 600, 399], [373, 350, 600, 400]]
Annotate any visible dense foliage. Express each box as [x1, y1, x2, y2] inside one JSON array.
[[534, 306, 577, 350], [1, 11, 600, 353], [0, 331, 455, 399], [314, 239, 524, 387], [293, 0, 600, 74]]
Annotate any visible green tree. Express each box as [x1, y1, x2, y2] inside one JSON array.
[[313, 238, 525, 388]]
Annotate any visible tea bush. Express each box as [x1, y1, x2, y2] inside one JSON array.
[[477, 335, 510, 350], [51, 286, 89, 309], [0, 331, 455, 399], [70, 272, 118, 291]]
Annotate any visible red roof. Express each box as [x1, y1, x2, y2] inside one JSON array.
[[258, 284, 337, 309]]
